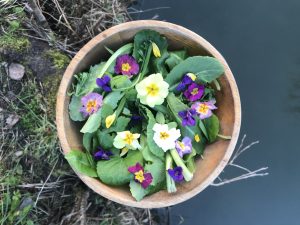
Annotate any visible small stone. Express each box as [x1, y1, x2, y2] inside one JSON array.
[[8, 63, 25, 80], [6, 114, 20, 128], [15, 151, 23, 157]]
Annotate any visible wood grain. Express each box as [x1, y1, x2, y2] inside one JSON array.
[[56, 20, 241, 208]]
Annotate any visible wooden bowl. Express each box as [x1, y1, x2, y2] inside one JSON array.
[[56, 20, 241, 208]]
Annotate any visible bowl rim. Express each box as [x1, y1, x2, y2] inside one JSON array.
[[56, 20, 241, 208]]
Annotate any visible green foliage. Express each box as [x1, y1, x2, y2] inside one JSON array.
[[65, 150, 97, 177], [165, 56, 224, 88], [143, 107, 165, 160], [111, 75, 132, 89], [166, 93, 206, 154], [203, 114, 220, 142], [165, 50, 188, 70], [155, 111, 165, 124], [124, 150, 144, 167], [129, 180, 147, 201], [103, 91, 124, 109], [150, 51, 169, 76], [108, 116, 130, 132], [69, 95, 85, 121], [0, 33, 30, 51], [80, 108, 102, 133], [144, 157, 165, 186], [96, 130, 114, 149], [97, 157, 132, 185], [45, 50, 70, 69]]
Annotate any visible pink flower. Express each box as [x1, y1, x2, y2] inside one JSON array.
[[128, 163, 153, 189], [114, 54, 139, 77], [80, 93, 103, 117], [191, 100, 217, 119]]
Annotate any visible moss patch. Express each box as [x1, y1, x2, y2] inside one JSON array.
[[45, 50, 70, 69], [0, 34, 30, 51]]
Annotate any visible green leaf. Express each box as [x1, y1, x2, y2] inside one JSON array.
[[109, 116, 130, 132], [155, 111, 165, 124], [185, 147, 197, 173], [101, 103, 114, 119], [80, 108, 102, 133], [167, 122, 177, 129], [165, 50, 188, 70], [81, 62, 105, 94], [165, 56, 224, 87], [65, 150, 97, 177], [124, 150, 144, 167], [97, 157, 132, 185], [103, 91, 124, 109], [166, 93, 206, 154], [69, 95, 85, 121], [96, 130, 114, 149], [83, 132, 94, 152], [199, 119, 209, 140], [144, 157, 165, 186], [203, 114, 220, 143], [151, 51, 169, 76], [111, 75, 132, 89], [129, 180, 148, 201], [142, 107, 165, 160], [133, 29, 168, 62]]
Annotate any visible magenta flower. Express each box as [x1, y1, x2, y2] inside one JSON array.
[[184, 83, 205, 101], [80, 93, 103, 117], [96, 75, 111, 92], [94, 147, 113, 160], [128, 163, 153, 189], [191, 100, 217, 120], [114, 54, 139, 77], [176, 74, 193, 91], [178, 109, 196, 126], [168, 166, 184, 182], [175, 137, 192, 158]]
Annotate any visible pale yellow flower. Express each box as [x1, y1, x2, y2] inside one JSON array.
[[151, 42, 161, 58], [105, 113, 116, 128], [113, 131, 141, 150], [187, 72, 196, 81]]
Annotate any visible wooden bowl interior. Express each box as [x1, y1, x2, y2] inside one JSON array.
[[57, 21, 240, 208]]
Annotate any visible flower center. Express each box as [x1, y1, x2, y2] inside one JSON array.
[[86, 100, 97, 112], [123, 132, 134, 145], [122, 63, 131, 72], [146, 83, 159, 96], [191, 88, 199, 95], [178, 141, 185, 150], [160, 131, 170, 140], [198, 104, 209, 114], [134, 170, 145, 183]]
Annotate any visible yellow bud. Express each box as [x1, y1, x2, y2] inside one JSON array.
[[120, 147, 129, 156], [194, 134, 200, 143], [152, 42, 161, 58], [187, 73, 197, 81], [105, 113, 116, 128]]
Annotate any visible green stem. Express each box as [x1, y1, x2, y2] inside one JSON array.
[[98, 43, 133, 78], [170, 149, 193, 182], [217, 134, 232, 140], [213, 79, 221, 91], [166, 152, 177, 193]]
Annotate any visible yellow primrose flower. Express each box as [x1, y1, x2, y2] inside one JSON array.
[[113, 131, 141, 150], [186, 72, 196, 81], [151, 42, 161, 58], [135, 73, 169, 108], [120, 147, 129, 156], [105, 113, 116, 128], [194, 134, 201, 143]]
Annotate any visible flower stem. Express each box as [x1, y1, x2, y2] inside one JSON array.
[[217, 134, 232, 140], [166, 152, 177, 193], [170, 149, 193, 182]]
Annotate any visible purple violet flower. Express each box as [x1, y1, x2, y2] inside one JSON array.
[[191, 100, 217, 120], [114, 54, 139, 77], [175, 137, 192, 158], [184, 83, 205, 102], [96, 75, 112, 92], [80, 92, 103, 117], [176, 74, 193, 91], [178, 109, 196, 126], [94, 147, 113, 160], [128, 163, 153, 189], [168, 166, 184, 182]]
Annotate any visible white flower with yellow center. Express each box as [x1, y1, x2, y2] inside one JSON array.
[[135, 73, 169, 108], [113, 131, 141, 150], [153, 123, 181, 152]]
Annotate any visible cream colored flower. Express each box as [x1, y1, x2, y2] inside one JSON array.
[[113, 131, 141, 150], [151, 42, 161, 58], [153, 123, 181, 152], [105, 113, 116, 128], [186, 72, 196, 81], [135, 73, 169, 108]]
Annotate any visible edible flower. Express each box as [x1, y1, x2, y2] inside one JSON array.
[[136, 73, 169, 108], [153, 123, 181, 152], [128, 163, 153, 189], [175, 73, 196, 91], [151, 42, 161, 58], [105, 113, 116, 128], [178, 109, 196, 126], [184, 83, 205, 101], [175, 137, 192, 158], [94, 147, 113, 160], [191, 100, 217, 119], [114, 54, 139, 77], [80, 92, 103, 117], [167, 166, 184, 182], [194, 134, 201, 143], [113, 131, 141, 150], [96, 75, 112, 92]]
